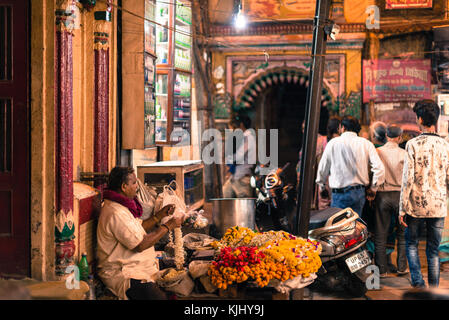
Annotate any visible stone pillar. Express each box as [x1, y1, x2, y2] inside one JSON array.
[[93, 11, 111, 190], [54, 1, 76, 277]]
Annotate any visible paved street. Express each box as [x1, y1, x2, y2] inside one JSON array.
[[305, 243, 449, 300]]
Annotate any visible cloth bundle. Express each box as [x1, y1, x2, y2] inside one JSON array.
[[155, 268, 194, 297]]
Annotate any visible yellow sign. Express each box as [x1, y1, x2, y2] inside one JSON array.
[[243, 0, 316, 21]]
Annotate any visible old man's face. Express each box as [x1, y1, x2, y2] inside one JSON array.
[[121, 172, 138, 199]]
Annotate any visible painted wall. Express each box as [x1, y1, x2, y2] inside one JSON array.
[[30, 0, 118, 280], [30, 0, 57, 281]]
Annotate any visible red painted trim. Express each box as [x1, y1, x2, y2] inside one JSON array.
[[79, 193, 101, 225], [55, 27, 75, 275], [94, 48, 109, 190], [56, 31, 74, 214]]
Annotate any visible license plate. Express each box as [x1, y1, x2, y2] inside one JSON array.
[[345, 250, 371, 273]]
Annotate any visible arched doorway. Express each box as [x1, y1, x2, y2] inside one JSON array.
[[235, 68, 333, 186]]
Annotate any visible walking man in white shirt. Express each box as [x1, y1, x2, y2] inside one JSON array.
[[399, 99, 449, 288], [316, 115, 385, 215], [375, 124, 408, 277]]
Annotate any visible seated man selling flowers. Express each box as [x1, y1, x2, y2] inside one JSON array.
[[97, 166, 184, 300]]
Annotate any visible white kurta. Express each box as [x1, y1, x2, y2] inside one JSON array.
[[96, 199, 159, 300]]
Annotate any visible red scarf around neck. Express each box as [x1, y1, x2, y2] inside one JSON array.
[[103, 189, 143, 218]]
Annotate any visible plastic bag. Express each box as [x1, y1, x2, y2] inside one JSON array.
[[161, 181, 186, 213], [188, 260, 212, 279], [183, 209, 209, 229], [136, 178, 158, 221], [155, 268, 194, 297], [183, 233, 217, 251]]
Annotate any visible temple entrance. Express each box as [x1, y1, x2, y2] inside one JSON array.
[[238, 70, 331, 186]]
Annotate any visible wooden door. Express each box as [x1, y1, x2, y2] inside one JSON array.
[[0, 0, 30, 277]]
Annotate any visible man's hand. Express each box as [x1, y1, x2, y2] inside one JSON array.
[[165, 213, 185, 230], [366, 188, 376, 202], [399, 215, 408, 228], [156, 204, 175, 219]]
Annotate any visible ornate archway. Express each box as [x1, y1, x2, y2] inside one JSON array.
[[234, 67, 335, 112], [229, 66, 335, 185]]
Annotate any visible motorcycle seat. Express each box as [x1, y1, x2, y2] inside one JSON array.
[[308, 207, 345, 230]]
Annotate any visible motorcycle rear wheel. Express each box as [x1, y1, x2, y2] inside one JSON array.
[[345, 273, 367, 297]]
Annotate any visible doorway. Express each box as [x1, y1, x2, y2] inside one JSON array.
[[0, 0, 30, 277], [248, 80, 329, 186]]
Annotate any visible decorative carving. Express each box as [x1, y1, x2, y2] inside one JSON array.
[[55, 209, 76, 275], [339, 91, 362, 119], [55, 241, 76, 275], [229, 57, 344, 106], [55, 209, 75, 242], [213, 91, 232, 119], [210, 22, 365, 36], [94, 11, 111, 49], [330, 0, 346, 23], [55, 0, 79, 33]]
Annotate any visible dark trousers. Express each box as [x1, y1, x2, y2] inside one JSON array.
[[126, 279, 168, 300], [374, 191, 407, 274], [405, 216, 444, 287]]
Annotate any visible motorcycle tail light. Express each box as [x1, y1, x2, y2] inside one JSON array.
[[319, 220, 368, 255], [343, 221, 367, 248], [345, 238, 357, 248]]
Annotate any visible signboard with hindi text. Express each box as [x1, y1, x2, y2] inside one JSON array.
[[363, 59, 431, 103], [385, 0, 432, 9]]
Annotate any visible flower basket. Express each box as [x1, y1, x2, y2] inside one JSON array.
[[207, 227, 322, 291]]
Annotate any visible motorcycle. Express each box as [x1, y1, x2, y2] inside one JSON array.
[[250, 164, 372, 297], [250, 163, 297, 232]]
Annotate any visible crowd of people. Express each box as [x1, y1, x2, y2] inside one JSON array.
[[315, 99, 449, 288]]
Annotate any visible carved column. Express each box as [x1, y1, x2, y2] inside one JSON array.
[[54, 1, 76, 277], [93, 11, 111, 190]]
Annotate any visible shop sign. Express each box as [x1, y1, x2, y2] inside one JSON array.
[[385, 0, 432, 9], [243, 0, 316, 21], [363, 59, 431, 103]]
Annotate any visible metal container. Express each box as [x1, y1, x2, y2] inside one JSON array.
[[210, 198, 256, 237]]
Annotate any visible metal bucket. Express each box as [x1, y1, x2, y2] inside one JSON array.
[[210, 198, 256, 237]]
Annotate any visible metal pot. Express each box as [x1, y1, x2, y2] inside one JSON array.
[[209, 198, 256, 237]]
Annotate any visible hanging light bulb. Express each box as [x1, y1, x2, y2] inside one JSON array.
[[234, 2, 247, 30]]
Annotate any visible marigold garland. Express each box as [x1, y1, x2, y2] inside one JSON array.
[[208, 227, 322, 289]]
